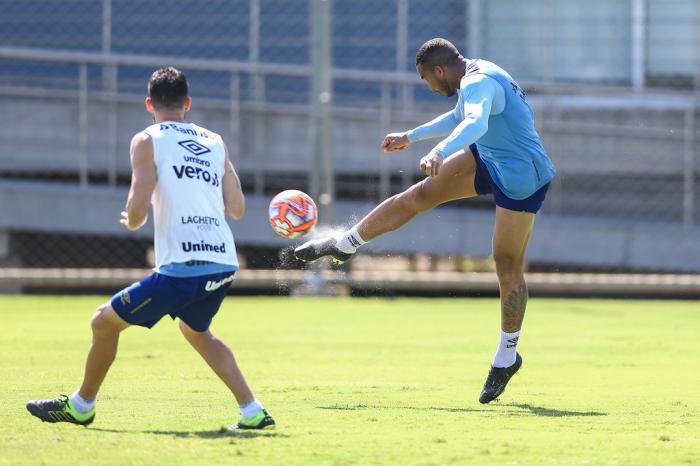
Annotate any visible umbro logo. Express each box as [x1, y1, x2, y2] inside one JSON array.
[[178, 139, 211, 156], [506, 337, 519, 348]]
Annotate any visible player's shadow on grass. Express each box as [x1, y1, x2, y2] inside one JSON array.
[[318, 403, 607, 417], [317, 404, 492, 413], [91, 427, 284, 439], [507, 403, 607, 417]]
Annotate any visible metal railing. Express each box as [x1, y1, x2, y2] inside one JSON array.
[[1, 44, 698, 228]]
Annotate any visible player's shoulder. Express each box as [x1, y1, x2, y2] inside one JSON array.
[[129, 131, 154, 163], [458, 72, 499, 99], [130, 130, 152, 148], [460, 73, 489, 88]]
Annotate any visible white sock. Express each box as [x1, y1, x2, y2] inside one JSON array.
[[492, 330, 520, 368], [334, 225, 366, 254], [70, 390, 95, 413], [239, 399, 264, 418]]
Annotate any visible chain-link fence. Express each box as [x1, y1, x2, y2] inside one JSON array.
[[1, 0, 699, 277]]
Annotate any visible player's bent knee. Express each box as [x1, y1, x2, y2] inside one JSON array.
[[91, 303, 123, 335], [403, 182, 438, 213], [90, 304, 108, 332]]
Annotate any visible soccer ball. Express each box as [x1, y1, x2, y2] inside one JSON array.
[[268, 190, 318, 239]]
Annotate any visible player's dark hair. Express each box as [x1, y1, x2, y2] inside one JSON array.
[[147, 67, 189, 110], [415, 38, 462, 69]]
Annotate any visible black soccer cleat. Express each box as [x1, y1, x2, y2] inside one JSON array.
[[26, 395, 95, 426], [479, 353, 523, 404], [294, 238, 354, 264]]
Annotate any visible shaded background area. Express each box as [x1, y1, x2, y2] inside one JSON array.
[[1, 0, 699, 286]]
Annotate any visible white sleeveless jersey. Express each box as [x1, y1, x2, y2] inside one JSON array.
[[143, 121, 238, 270]]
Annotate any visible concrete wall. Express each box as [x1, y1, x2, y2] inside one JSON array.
[[2, 180, 699, 272]]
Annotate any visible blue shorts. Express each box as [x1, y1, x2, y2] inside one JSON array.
[[111, 271, 236, 332], [470, 144, 549, 214]]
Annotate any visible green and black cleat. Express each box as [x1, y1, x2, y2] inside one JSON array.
[[229, 409, 276, 430], [294, 238, 353, 264], [479, 353, 523, 404], [26, 395, 95, 426]]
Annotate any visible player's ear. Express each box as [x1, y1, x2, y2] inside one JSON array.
[[434, 65, 446, 78], [183, 96, 192, 112], [145, 97, 155, 114]]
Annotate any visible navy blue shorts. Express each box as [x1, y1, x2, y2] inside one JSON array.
[[470, 144, 549, 214], [111, 271, 236, 332]]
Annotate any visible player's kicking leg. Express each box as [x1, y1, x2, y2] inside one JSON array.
[[179, 320, 275, 430], [294, 149, 478, 263], [478, 206, 535, 403], [27, 303, 130, 425]]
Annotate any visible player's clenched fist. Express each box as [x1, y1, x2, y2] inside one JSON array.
[[382, 132, 410, 153], [420, 151, 443, 177]]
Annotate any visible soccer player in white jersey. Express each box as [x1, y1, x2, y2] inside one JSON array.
[[27, 67, 274, 430], [296, 39, 556, 403]]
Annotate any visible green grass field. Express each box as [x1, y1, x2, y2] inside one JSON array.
[[2, 295, 698, 466]]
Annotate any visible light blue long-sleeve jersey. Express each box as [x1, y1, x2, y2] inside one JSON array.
[[406, 59, 555, 200]]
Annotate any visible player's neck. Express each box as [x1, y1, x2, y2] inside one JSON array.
[[447, 60, 468, 93], [154, 113, 187, 124], [456, 58, 468, 80]]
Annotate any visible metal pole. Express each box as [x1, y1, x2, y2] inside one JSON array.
[[467, 0, 481, 58], [250, 0, 265, 196], [249, 0, 260, 65], [253, 97, 265, 197], [396, 0, 409, 100], [396, 0, 407, 69], [696, 4, 700, 91], [102, 0, 117, 186], [397, 0, 413, 190], [683, 107, 695, 227], [631, 0, 646, 90], [101, 0, 112, 90], [79, 64, 89, 188], [107, 67, 118, 187], [379, 83, 391, 200], [310, 0, 334, 223], [229, 72, 241, 166]]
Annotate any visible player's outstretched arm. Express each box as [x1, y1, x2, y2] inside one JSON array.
[[121, 133, 156, 231], [222, 144, 245, 220], [383, 109, 461, 153], [406, 109, 460, 143]]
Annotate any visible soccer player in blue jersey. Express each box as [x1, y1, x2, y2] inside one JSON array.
[[27, 67, 274, 429], [296, 38, 556, 403]]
